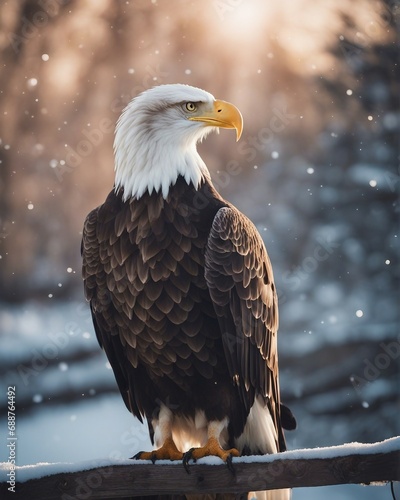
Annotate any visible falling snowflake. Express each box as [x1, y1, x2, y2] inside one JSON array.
[[27, 78, 38, 89]]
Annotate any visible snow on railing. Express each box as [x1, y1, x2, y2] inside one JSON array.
[[0, 437, 399, 499]]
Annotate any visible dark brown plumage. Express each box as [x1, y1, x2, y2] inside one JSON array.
[[82, 176, 288, 451]]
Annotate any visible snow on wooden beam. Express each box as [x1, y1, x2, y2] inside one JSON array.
[[1, 438, 399, 499]]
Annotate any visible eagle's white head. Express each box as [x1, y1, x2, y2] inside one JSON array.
[[114, 84, 243, 201]]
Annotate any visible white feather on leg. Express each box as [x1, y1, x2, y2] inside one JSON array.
[[235, 397, 291, 500], [248, 491, 291, 500]]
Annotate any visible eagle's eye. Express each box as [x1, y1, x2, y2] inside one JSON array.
[[184, 102, 197, 112]]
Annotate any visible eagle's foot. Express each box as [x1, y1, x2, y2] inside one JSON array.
[[132, 437, 183, 463], [182, 436, 239, 474]]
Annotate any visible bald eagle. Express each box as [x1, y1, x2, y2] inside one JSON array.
[[82, 84, 295, 499]]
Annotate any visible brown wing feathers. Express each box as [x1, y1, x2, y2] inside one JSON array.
[[205, 206, 284, 449]]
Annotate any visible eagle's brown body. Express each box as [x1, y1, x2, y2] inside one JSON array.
[[82, 176, 285, 451]]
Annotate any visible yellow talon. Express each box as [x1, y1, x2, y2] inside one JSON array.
[[134, 437, 183, 462], [183, 436, 239, 473], [190, 436, 239, 461]]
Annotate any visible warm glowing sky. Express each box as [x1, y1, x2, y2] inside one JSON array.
[[205, 0, 391, 70]]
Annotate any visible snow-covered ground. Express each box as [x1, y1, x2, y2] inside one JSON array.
[[0, 300, 398, 498]]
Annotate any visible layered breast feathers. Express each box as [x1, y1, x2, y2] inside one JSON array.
[[81, 183, 224, 414]]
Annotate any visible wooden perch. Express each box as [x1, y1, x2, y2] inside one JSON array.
[[1, 439, 399, 499]]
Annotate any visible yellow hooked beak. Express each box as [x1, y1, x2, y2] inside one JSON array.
[[188, 100, 243, 141]]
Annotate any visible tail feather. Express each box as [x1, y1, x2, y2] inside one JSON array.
[[235, 397, 291, 500]]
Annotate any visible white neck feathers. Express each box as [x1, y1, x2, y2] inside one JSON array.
[[113, 85, 215, 201]]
